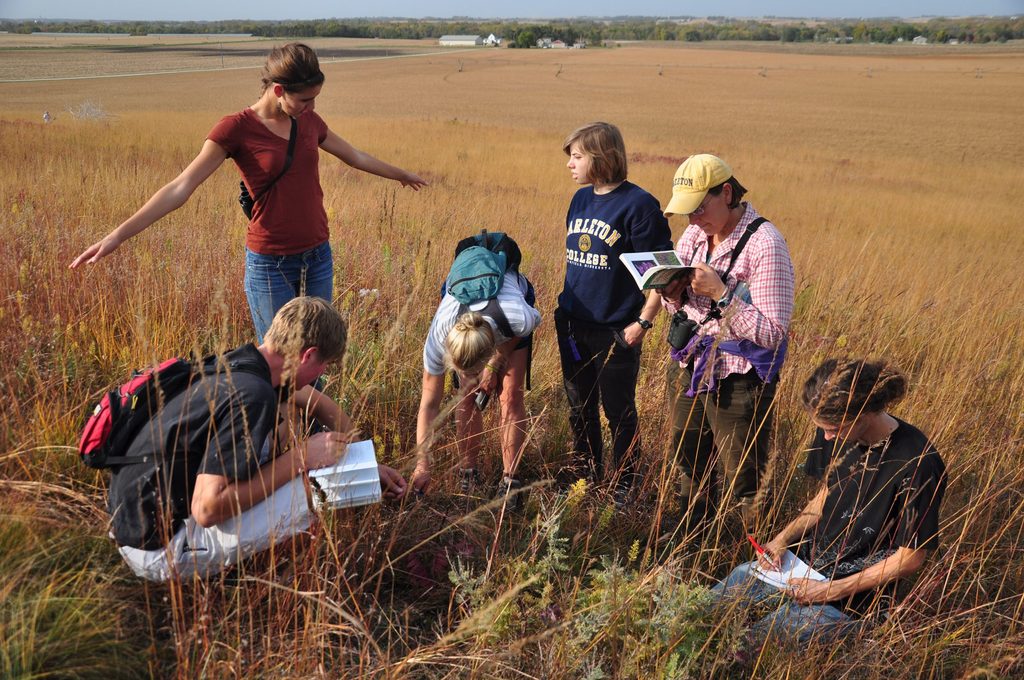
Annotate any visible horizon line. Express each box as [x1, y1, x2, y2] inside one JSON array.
[[1, 14, 1016, 22]]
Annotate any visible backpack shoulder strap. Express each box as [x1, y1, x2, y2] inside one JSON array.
[[458, 300, 514, 340], [200, 355, 268, 385]]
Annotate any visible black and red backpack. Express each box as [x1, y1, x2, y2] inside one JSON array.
[[77, 356, 260, 469]]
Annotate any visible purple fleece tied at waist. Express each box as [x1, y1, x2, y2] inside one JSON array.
[[671, 334, 787, 397]]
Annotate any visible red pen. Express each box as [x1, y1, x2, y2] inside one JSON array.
[[748, 535, 779, 570]]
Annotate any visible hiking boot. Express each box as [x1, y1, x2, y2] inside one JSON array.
[[612, 472, 640, 510], [555, 461, 597, 491], [459, 468, 480, 495], [613, 484, 632, 511], [494, 476, 523, 510]]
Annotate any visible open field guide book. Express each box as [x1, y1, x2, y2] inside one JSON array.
[[619, 250, 694, 290], [308, 439, 382, 510]]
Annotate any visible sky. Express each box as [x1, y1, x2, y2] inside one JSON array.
[[2, 1, 1021, 21]]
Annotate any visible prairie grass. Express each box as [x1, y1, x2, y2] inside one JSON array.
[[1, 40, 1023, 678]]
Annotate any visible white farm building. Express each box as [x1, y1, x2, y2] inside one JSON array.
[[439, 35, 483, 46]]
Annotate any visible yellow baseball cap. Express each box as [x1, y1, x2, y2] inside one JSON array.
[[663, 154, 733, 216]]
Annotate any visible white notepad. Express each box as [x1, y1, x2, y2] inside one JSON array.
[[750, 549, 827, 589], [308, 439, 382, 510]]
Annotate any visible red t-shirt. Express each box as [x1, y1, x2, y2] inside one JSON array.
[[208, 109, 330, 255]]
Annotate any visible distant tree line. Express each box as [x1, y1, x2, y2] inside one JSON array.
[[2, 16, 1022, 45]]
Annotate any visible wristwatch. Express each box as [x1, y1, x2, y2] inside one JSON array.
[[636, 317, 653, 330], [715, 286, 732, 310]]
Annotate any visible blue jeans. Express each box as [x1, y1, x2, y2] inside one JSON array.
[[713, 561, 860, 644], [244, 242, 333, 342]]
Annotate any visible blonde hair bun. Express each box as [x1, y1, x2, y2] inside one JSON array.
[[445, 312, 496, 374]]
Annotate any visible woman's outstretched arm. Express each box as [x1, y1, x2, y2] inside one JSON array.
[[70, 139, 229, 268], [319, 129, 428, 190]]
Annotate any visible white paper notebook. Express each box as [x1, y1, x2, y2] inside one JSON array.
[[308, 439, 382, 510], [751, 549, 827, 589]]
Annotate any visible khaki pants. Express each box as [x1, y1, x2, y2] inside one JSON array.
[[118, 474, 313, 583], [666, 360, 777, 528]]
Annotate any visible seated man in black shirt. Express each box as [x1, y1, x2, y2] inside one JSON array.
[[108, 296, 406, 581], [714, 358, 946, 643]]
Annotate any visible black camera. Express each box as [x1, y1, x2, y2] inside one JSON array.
[[474, 391, 490, 411], [238, 181, 255, 219], [667, 311, 698, 350]]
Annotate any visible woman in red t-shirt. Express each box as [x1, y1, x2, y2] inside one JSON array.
[[71, 43, 427, 340]]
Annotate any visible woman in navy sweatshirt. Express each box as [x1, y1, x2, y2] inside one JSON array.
[[555, 122, 672, 503]]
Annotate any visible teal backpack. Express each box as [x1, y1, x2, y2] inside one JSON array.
[[445, 230, 521, 306], [442, 230, 535, 389]]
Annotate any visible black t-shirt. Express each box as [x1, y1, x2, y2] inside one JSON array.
[[799, 418, 946, 615], [803, 427, 860, 480], [107, 344, 278, 550]]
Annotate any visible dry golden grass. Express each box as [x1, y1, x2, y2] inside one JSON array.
[[1, 41, 1023, 678]]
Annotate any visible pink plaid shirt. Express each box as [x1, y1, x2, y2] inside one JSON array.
[[663, 203, 795, 379]]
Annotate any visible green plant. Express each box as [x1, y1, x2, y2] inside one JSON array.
[[0, 518, 150, 680]]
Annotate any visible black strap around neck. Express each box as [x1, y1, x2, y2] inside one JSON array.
[[723, 217, 766, 281], [253, 117, 298, 206], [690, 216, 767, 282]]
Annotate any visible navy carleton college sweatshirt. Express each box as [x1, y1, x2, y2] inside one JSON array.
[[558, 181, 672, 327]]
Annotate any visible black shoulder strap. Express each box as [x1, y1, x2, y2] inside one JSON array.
[[253, 117, 298, 205], [722, 217, 767, 281], [458, 300, 514, 340]]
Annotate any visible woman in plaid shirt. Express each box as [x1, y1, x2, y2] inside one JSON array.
[[660, 154, 795, 534]]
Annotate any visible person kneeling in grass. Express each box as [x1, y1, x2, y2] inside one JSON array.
[[714, 358, 946, 644], [108, 296, 406, 582]]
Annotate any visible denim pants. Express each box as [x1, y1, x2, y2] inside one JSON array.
[[554, 308, 641, 485], [713, 561, 859, 644], [244, 242, 333, 342]]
